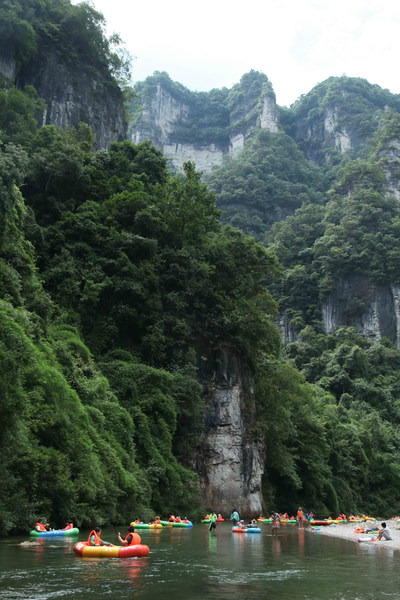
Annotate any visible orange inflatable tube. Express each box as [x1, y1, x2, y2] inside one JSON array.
[[73, 541, 150, 558]]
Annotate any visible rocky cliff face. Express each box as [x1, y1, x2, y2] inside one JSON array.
[[194, 347, 265, 515], [19, 53, 126, 149], [295, 104, 356, 164], [0, 56, 16, 80], [1, 52, 126, 149], [321, 275, 400, 348], [130, 72, 279, 175]]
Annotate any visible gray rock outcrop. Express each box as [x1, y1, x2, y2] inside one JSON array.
[[321, 275, 400, 348], [0, 52, 126, 149], [195, 347, 265, 515], [16, 53, 126, 149]]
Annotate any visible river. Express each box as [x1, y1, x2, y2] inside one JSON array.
[[0, 523, 398, 599]]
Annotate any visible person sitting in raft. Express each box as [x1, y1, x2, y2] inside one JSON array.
[[61, 520, 74, 530], [230, 509, 240, 525], [153, 516, 161, 524], [182, 517, 190, 523], [88, 527, 113, 546], [35, 518, 51, 532], [168, 515, 176, 522], [245, 519, 258, 528], [117, 526, 141, 546], [377, 522, 393, 541], [175, 516, 182, 523]]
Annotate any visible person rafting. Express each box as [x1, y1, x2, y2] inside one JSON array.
[[61, 520, 74, 530], [88, 527, 113, 546], [117, 526, 141, 546], [34, 518, 51, 532]]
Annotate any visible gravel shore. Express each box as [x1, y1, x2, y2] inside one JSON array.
[[308, 519, 400, 551]]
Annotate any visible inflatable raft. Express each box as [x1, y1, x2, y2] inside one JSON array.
[[309, 520, 332, 526], [257, 518, 272, 523], [232, 526, 261, 533], [73, 541, 150, 558], [280, 519, 297, 523], [30, 527, 79, 537], [129, 523, 162, 529], [159, 520, 192, 527]]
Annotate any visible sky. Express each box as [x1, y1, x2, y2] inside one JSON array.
[[76, 0, 400, 106]]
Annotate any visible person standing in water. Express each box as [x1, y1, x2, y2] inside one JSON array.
[[208, 512, 217, 532], [297, 507, 304, 525], [271, 512, 280, 535], [230, 509, 240, 525]]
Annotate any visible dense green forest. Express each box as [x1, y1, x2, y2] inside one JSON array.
[[1, 0, 400, 535]]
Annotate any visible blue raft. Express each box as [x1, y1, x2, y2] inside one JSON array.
[[30, 527, 79, 537]]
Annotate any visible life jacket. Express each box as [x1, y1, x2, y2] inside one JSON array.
[[153, 519, 161, 524], [175, 517, 181, 523], [297, 510, 303, 518], [88, 530, 101, 546], [125, 532, 141, 546], [35, 522, 47, 531], [182, 519, 189, 523], [354, 526, 364, 534], [65, 523, 73, 529], [169, 515, 176, 522]]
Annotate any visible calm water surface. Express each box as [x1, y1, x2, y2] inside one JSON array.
[[0, 524, 398, 599]]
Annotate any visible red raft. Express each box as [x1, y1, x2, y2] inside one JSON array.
[[73, 541, 150, 558]]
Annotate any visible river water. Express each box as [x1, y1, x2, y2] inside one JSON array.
[[0, 523, 398, 599]]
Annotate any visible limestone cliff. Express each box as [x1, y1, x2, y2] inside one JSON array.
[[194, 347, 265, 515], [291, 76, 399, 165], [11, 52, 126, 149], [321, 275, 400, 347], [130, 71, 279, 175]]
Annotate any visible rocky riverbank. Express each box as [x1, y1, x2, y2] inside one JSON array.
[[309, 519, 400, 551]]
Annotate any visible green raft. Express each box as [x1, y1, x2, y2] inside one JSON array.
[[30, 527, 79, 537], [129, 522, 162, 529], [160, 520, 192, 527]]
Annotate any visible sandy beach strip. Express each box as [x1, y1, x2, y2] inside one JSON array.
[[307, 520, 400, 551]]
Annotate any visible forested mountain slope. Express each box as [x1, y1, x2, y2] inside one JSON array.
[[1, 1, 400, 533]]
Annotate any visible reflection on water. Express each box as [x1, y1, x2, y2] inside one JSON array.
[[1, 525, 399, 599]]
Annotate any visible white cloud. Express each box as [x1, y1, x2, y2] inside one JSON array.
[[74, 0, 400, 105]]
